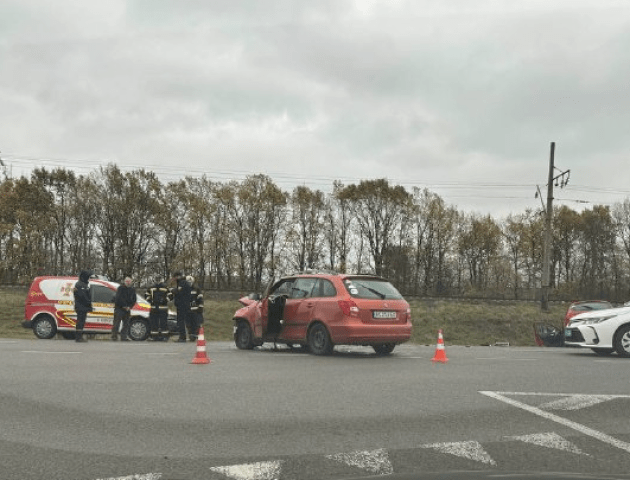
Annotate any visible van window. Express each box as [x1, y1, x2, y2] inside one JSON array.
[[92, 285, 115, 304]]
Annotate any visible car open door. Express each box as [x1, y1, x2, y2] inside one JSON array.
[[533, 322, 564, 347]]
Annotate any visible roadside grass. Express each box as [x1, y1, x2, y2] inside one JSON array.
[[409, 298, 566, 347], [2, 287, 565, 346], [0, 288, 32, 339]]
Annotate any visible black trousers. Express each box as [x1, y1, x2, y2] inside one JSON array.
[[149, 310, 168, 334], [187, 311, 201, 337], [76, 310, 88, 331], [113, 309, 130, 338], [176, 307, 190, 339]]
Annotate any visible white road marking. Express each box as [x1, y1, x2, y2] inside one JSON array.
[[96, 474, 162, 480], [326, 448, 394, 475], [505, 431, 589, 455], [475, 358, 538, 361], [141, 353, 180, 356], [20, 351, 82, 354], [539, 394, 619, 411], [490, 391, 630, 398], [480, 391, 630, 454], [210, 460, 283, 480], [420, 440, 496, 465]]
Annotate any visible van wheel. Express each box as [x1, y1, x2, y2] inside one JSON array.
[[308, 323, 333, 355], [33, 315, 57, 339], [129, 318, 149, 341], [235, 322, 254, 350], [373, 343, 396, 355]]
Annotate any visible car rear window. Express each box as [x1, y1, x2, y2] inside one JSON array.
[[343, 278, 403, 300]]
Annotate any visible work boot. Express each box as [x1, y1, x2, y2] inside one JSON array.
[[75, 330, 87, 343], [111, 334, 118, 341]]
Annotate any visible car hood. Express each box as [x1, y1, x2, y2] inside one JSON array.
[[571, 305, 630, 321], [238, 296, 258, 307]]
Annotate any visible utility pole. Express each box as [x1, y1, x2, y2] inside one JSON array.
[[539, 142, 570, 312]]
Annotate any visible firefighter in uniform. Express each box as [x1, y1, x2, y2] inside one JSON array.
[[187, 275, 203, 341], [171, 271, 192, 342], [73, 270, 93, 342], [145, 279, 172, 341]]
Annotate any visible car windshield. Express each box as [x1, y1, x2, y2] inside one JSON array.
[[343, 278, 403, 300]]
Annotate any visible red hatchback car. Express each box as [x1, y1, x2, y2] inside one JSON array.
[[232, 273, 413, 355]]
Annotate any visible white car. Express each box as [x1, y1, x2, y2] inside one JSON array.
[[564, 305, 630, 356]]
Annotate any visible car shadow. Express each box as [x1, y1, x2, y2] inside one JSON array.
[[253, 345, 395, 358]]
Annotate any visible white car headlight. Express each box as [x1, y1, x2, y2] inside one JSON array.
[[573, 315, 616, 326]]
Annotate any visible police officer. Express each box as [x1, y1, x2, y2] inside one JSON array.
[[73, 270, 93, 342], [187, 275, 204, 341], [112, 276, 136, 341], [171, 271, 192, 342], [145, 278, 172, 341]]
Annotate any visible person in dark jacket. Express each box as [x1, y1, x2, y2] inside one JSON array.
[[73, 270, 93, 342], [187, 275, 203, 341], [145, 278, 172, 341], [112, 276, 136, 341], [171, 271, 191, 342]]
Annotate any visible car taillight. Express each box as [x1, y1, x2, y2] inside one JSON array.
[[338, 300, 360, 317], [405, 308, 411, 322]]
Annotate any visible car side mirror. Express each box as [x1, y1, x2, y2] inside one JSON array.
[[248, 293, 261, 301]]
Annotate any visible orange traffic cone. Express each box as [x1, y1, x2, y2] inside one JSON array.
[[431, 329, 448, 363], [191, 326, 211, 364]]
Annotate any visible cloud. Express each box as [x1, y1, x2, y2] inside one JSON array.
[[1, 0, 630, 217]]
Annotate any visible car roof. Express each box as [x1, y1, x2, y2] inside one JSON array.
[[278, 272, 386, 281]]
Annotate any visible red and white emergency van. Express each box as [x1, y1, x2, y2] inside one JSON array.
[[23, 276, 155, 340]]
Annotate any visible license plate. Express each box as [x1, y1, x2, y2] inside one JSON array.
[[373, 311, 397, 319], [564, 329, 571, 337]]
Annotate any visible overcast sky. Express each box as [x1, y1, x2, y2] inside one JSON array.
[[1, 0, 629, 218]]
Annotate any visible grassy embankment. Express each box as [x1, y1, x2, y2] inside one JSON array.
[[1, 288, 566, 346]]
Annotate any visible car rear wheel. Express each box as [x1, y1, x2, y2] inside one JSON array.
[[129, 318, 149, 341], [614, 325, 630, 358], [373, 343, 396, 355], [591, 348, 614, 356], [235, 321, 255, 350], [33, 315, 57, 339], [308, 323, 333, 355]]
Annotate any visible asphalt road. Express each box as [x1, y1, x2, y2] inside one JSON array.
[[2, 338, 630, 480]]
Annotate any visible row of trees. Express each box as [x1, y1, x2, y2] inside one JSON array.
[[1, 165, 629, 301]]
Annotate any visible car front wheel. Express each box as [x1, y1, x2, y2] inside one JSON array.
[[614, 325, 630, 358], [308, 323, 333, 355], [129, 318, 149, 341], [235, 321, 254, 350], [33, 315, 57, 339]]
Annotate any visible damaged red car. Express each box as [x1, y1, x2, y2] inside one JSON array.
[[232, 273, 413, 355]]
